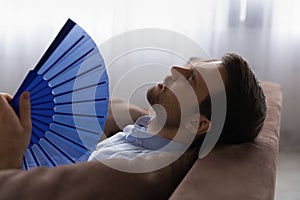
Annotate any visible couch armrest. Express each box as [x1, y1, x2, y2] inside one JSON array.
[[170, 82, 282, 200]]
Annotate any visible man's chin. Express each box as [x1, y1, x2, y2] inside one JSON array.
[[146, 86, 156, 106]]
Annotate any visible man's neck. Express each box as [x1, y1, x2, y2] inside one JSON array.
[[146, 115, 195, 145], [146, 117, 176, 141]]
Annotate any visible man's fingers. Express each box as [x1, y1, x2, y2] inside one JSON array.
[[0, 96, 9, 113], [0, 93, 12, 102], [19, 92, 32, 133]]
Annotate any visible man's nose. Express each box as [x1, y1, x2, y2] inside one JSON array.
[[171, 66, 190, 79]]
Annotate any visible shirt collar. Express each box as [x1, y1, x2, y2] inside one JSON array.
[[123, 115, 187, 151]]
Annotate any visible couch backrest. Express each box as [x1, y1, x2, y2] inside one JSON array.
[[170, 82, 282, 200]]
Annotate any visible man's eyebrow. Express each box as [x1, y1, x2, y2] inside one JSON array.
[[190, 66, 195, 72], [189, 57, 220, 62], [189, 67, 197, 84]]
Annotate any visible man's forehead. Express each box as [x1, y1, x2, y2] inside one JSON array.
[[194, 61, 223, 68], [193, 59, 226, 81], [185, 57, 228, 94], [184, 57, 223, 69]]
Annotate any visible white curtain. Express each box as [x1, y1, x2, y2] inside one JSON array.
[[0, 0, 298, 145]]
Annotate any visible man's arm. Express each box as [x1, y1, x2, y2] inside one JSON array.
[[0, 150, 198, 200], [0, 92, 31, 170]]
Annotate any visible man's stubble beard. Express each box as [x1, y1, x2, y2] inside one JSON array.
[[146, 87, 181, 130]]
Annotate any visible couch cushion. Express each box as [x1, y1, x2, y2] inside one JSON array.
[[170, 82, 282, 200]]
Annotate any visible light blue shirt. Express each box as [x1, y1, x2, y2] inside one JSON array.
[[88, 116, 187, 161]]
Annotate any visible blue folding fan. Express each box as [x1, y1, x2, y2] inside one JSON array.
[[9, 19, 109, 170]]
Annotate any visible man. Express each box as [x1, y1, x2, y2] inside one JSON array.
[[89, 53, 266, 162], [0, 53, 266, 199]]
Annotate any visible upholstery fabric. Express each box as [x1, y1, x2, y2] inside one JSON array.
[[170, 82, 282, 200]]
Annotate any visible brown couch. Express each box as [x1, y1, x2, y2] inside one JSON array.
[[0, 81, 282, 200], [170, 82, 282, 200]]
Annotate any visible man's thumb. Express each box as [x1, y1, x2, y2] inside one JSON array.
[[19, 91, 32, 133]]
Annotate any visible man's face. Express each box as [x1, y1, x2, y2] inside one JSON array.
[[147, 58, 225, 128]]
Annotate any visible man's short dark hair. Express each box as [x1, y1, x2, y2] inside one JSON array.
[[199, 53, 267, 144]]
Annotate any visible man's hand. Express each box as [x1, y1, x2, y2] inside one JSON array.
[[0, 92, 32, 170]]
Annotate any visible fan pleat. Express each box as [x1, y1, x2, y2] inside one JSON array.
[[31, 122, 48, 146], [58, 83, 108, 104], [27, 83, 49, 98], [33, 118, 51, 133], [49, 122, 85, 143], [41, 35, 85, 76], [39, 138, 73, 165], [53, 114, 105, 136], [31, 115, 52, 125], [48, 46, 94, 82], [45, 44, 94, 82], [32, 144, 54, 167], [24, 149, 38, 169], [12, 75, 45, 103], [51, 66, 107, 97], [54, 100, 108, 116], [31, 101, 55, 110], [42, 35, 92, 80], [37, 143, 57, 166], [37, 25, 86, 75], [44, 134, 76, 163], [52, 120, 99, 135], [45, 131, 87, 161], [31, 109, 55, 118], [24, 77, 44, 94], [55, 97, 106, 105], [32, 124, 45, 139], [29, 130, 40, 147], [50, 61, 102, 90], [30, 92, 54, 104]]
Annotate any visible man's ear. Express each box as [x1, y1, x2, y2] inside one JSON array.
[[185, 114, 211, 135]]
